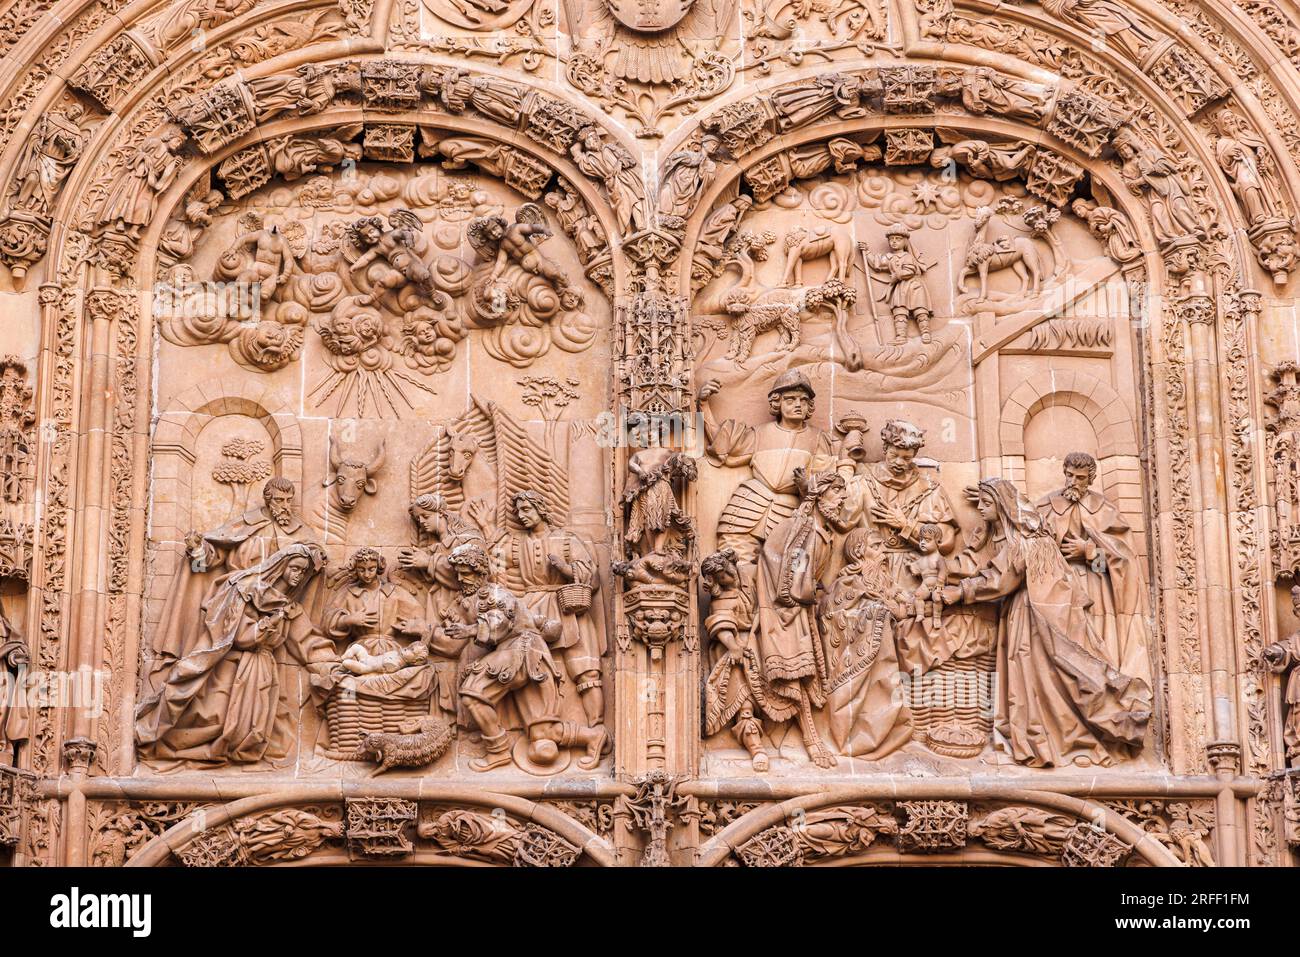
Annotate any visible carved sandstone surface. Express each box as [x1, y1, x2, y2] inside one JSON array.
[[0, 0, 1299, 868]]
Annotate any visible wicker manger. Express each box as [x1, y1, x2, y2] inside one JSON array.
[[910, 650, 995, 759], [325, 689, 432, 757]]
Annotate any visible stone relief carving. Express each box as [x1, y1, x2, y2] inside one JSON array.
[[147, 0, 258, 50], [741, 0, 890, 76], [0, 600, 29, 765], [418, 807, 580, 865], [3, 0, 1299, 871], [68, 30, 159, 111], [155, 162, 605, 416], [1266, 360, 1300, 581], [682, 137, 1161, 776], [137, 291, 611, 782], [0, 104, 88, 282], [136, 541, 338, 765], [1264, 585, 1300, 767], [1208, 107, 1298, 283], [0, 357, 35, 505], [172, 806, 346, 866], [1107, 798, 1217, 866], [562, 0, 739, 137], [88, 801, 207, 867]]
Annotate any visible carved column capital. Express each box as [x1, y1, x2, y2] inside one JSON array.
[[61, 736, 98, 773], [1177, 293, 1216, 326], [1206, 740, 1242, 774]]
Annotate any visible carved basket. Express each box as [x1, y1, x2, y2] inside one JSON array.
[[325, 690, 431, 757], [557, 582, 593, 615], [911, 650, 995, 759]]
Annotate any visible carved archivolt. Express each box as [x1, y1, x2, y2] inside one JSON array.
[[119, 790, 615, 867], [2, 0, 1300, 868]]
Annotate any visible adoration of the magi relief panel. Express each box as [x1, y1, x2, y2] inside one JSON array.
[[0, 0, 1299, 869]]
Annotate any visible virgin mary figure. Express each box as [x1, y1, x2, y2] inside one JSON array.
[[136, 542, 340, 765], [940, 478, 1151, 768]]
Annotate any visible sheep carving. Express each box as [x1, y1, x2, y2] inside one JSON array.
[[354, 716, 454, 775]]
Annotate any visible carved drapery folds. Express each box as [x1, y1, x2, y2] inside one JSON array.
[[2, 0, 1300, 869]]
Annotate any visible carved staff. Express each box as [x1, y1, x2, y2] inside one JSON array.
[[854, 243, 885, 348]]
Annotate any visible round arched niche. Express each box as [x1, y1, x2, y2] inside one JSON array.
[[146, 384, 303, 626], [1024, 404, 1100, 501]]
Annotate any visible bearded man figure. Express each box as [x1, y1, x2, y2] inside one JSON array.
[[151, 478, 322, 675], [136, 542, 339, 766], [1035, 452, 1154, 689]]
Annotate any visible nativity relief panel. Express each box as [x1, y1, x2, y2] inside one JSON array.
[[6, 0, 1300, 871], [139, 158, 614, 779]]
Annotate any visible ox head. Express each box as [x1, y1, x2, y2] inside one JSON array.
[[325, 438, 386, 511], [448, 429, 479, 482]]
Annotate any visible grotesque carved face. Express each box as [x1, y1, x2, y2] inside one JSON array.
[[253, 322, 287, 353], [266, 487, 295, 527], [282, 556, 310, 589]]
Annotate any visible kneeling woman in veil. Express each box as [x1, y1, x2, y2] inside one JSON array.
[[136, 542, 341, 765], [940, 478, 1151, 768]]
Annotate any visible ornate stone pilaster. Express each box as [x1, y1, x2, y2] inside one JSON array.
[[613, 281, 699, 781]]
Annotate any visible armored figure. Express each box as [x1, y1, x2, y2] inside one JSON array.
[[700, 370, 837, 566]]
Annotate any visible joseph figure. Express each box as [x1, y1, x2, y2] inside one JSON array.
[[151, 477, 322, 675], [1035, 452, 1153, 689]]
